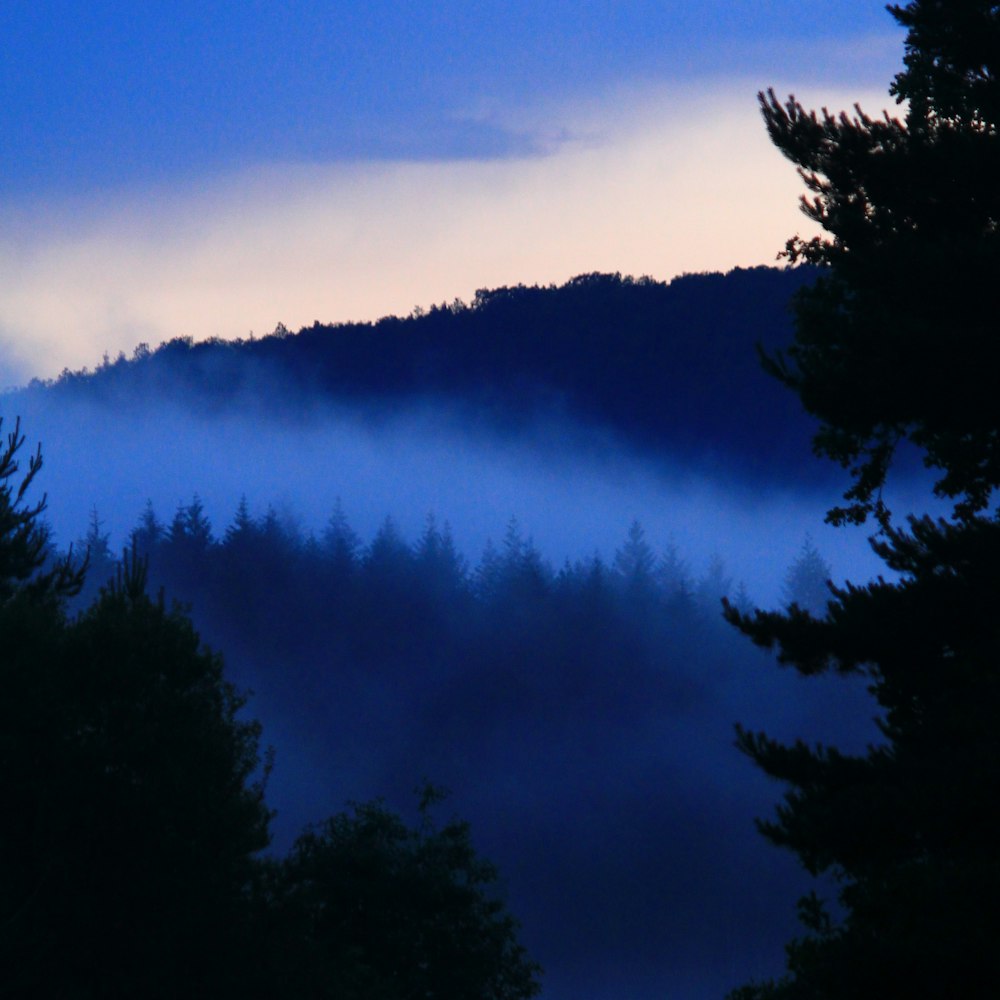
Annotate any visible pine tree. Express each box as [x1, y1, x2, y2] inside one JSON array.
[[781, 535, 832, 616], [758, 0, 1000, 526], [612, 519, 657, 595], [321, 496, 361, 578], [73, 506, 118, 610], [695, 553, 732, 616], [727, 4, 1000, 997], [0, 426, 272, 996]]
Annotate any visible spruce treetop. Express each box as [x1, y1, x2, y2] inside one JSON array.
[[760, 0, 1000, 525]]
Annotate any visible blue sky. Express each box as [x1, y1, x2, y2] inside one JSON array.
[[1, 2, 904, 383]]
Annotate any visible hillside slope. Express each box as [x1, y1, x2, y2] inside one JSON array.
[[15, 266, 820, 481]]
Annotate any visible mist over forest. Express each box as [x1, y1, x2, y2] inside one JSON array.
[[1, 266, 903, 999]]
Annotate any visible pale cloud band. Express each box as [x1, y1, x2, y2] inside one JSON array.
[[0, 80, 891, 384]]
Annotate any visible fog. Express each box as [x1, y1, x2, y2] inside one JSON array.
[[2, 385, 919, 1000], [7, 390, 890, 608]]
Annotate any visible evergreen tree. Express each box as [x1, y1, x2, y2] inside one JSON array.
[[612, 519, 657, 596], [415, 512, 468, 600], [781, 535, 832, 616], [0, 426, 271, 996], [167, 494, 214, 555], [758, 1, 1000, 527], [131, 499, 164, 557], [73, 506, 118, 610], [0, 417, 84, 605], [224, 494, 258, 548], [474, 537, 504, 602], [498, 516, 549, 602], [656, 538, 693, 602], [695, 553, 732, 615], [728, 4, 1000, 996], [729, 516, 1000, 999], [321, 496, 361, 577], [364, 515, 411, 578]]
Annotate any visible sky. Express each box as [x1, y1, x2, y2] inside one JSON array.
[[0, 1, 907, 386]]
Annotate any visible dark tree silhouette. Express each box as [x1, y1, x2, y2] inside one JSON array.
[[73, 505, 117, 609], [613, 519, 658, 596], [0, 423, 271, 996], [695, 553, 732, 616], [729, 517, 1000, 999], [758, 1, 1000, 526], [727, 4, 1000, 997], [260, 790, 543, 1000], [18, 266, 821, 487]]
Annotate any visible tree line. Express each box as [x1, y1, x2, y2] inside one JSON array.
[[67, 497, 832, 739], [12, 265, 822, 486], [77, 495, 831, 625]]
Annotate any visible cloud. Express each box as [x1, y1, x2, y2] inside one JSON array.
[[0, 80, 889, 382]]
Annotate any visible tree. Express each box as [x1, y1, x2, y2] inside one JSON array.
[[0, 423, 270, 995], [321, 496, 361, 577], [726, 4, 1000, 997], [613, 519, 657, 596], [41, 554, 273, 997], [758, 1, 1000, 526], [0, 416, 84, 606], [73, 505, 118, 610], [259, 790, 543, 1000], [695, 553, 732, 615], [729, 516, 1000, 999], [781, 535, 832, 616]]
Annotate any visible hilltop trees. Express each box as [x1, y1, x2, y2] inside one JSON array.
[[728, 3, 1000, 997]]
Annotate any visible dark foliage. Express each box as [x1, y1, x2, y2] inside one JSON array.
[[65, 493, 817, 995], [0, 425, 270, 997], [728, 4, 1000, 997], [21, 267, 821, 484], [728, 516, 1000, 999], [1, 425, 541, 999], [99, 496, 746, 768], [780, 536, 832, 617], [759, 2, 1000, 525], [259, 791, 542, 1000]]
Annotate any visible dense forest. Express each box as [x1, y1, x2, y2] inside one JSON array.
[[48, 492, 870, 999], [14, 265, 823, 484]]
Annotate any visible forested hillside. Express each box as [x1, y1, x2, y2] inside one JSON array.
[[18, 266, 819, 481], [0, 259, 883, 998], [57, 494, 873, 1000]]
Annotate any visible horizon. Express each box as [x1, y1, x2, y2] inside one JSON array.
[[1, 2, 905, 384]]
